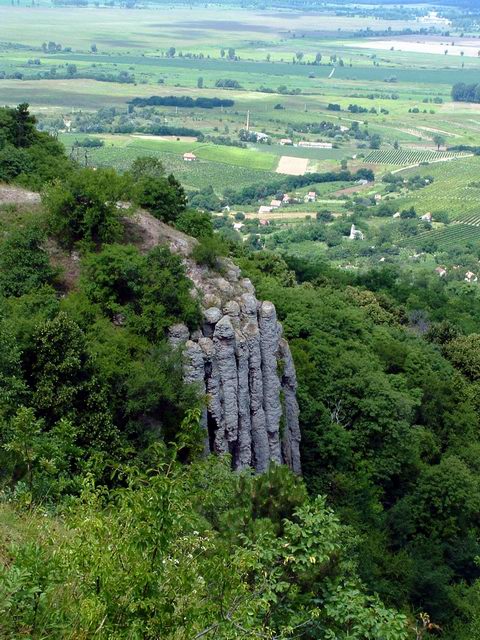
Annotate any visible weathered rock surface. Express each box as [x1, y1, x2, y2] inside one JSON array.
[[168, 278, 302, 474], [131, 210, 301, 473]]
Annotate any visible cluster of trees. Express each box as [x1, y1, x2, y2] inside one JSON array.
[[214, 78, 242, 89], [292, 120, 343, 135], [236, 250, 480, 638], [452, 82, 480, 103], [129, 95, 235, 109], [0, 104, 71, 188]]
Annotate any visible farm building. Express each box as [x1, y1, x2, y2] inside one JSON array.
[[298, 141, 333, 149], [280, 138, 293, 146], [435, 266, 447, 277], [282, 194, 291, 204], [183, 152, 197, 162], [304, 191, 316, 203], [258, 205, 273, 214], [260, 219, 270, 226], [270, 199, 282, 208], [374, 194, 382, 202], [254, 132, 269, 142], [421, 212, 432, 222], [465, 271, 478, 283]]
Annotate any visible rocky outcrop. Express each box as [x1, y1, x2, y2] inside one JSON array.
[[128, 210, 301, 473], [169, 275, 301, 475]]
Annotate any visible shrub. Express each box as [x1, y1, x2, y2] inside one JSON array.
[[0, 227, 56, 297], [191, 235, 227, 269], [175, 210, 213, 239], [43, 168, 128, 249]]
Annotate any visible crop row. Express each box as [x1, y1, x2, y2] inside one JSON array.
[[403, 223, 480, 250], [365, 149, 468, 166], [395, 157, 480, 220]]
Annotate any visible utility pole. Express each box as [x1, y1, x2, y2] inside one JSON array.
[[246, 109, 250, 131]]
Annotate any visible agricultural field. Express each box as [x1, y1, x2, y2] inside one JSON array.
[[2, 1, 480, 272], [364, 149, 471, 165], [402, 223, 480, 252], [60, 134, 278, 192], [395, 156, 480, 220]]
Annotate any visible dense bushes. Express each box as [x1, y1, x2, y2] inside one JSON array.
[[82, 244, 201, 340], [175, 209, 214, 238], [0, 458, 408, 640], [0, 227, 57, 297], [129, 157, 187, 224], [43, 168, 128, 249], [191, 235, 228, 269]]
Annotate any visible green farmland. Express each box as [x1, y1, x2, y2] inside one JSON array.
[[2, 0, 480, 269], [395, 156, 480, 220]]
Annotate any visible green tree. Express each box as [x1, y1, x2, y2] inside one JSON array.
[[175, 209, 213, 239], [133, 173, 187, 224], [0, 227, 56, 298], [31, 312, 118, 450], [433, 134, 446, 150], [43, 168, 127, 249]]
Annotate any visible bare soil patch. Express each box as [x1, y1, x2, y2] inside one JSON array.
[[0, 185, 41, 206], [276, 156, 308, 176]]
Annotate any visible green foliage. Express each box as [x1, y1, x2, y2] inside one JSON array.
[[0, 457, 408, 640], [240, 250, 480, 630], [82, 243, 201, 339], [0, 227, 56, 298], [131, 159, 187, 223], [0, 104, 71, 188], [31, 312, 119, 451], [43, 168, 129, 249], [191, 234, 228, 269], [445, 334, 480, 380], [175, 208, 213, 238]]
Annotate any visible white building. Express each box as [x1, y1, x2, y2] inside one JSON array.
[[298, 141, 333, 149], [258, 205, 273, 214], [349, 224, 364, 241]]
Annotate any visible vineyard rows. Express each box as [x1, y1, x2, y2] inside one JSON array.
[[365, 149, 469, 165], [403, 223, 480, 250], [395, 157, 480, 221]]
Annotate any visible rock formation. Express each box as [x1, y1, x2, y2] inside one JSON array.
[[169, 258, 301, 475], [127, 211, 301, 474]]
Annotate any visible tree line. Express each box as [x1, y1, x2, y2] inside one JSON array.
[[129, 95, 235, 109]]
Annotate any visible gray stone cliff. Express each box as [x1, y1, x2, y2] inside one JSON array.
[[169, 256, 301, 475], [125, 210, 301, 474]]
